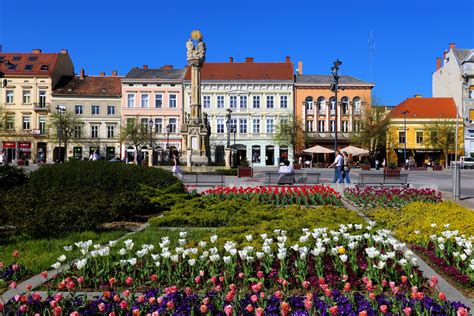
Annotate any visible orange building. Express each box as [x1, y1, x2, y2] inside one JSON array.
[[294, 63, 374, 152]]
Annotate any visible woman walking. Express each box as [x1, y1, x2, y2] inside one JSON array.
[[172, 154, 183, 180], [342, 151, 351, 183]]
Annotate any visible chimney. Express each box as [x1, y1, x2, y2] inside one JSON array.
[[162, 65, 173, 69], [32, 48, 42, 54], [100, 72, 105, 77], [449, 43, 456, 50], [229, 57, 233, 63], [245, 57, 254, 63], [80, 68, 85, 79], [436, 57, 441, 70], [285, 56, 291, 63], [112, 70, 118, 77], [143, 65, 149, 69], [297, 61, 303, 75], [414, 94, 423, 98], [60, 49, 68, 54]]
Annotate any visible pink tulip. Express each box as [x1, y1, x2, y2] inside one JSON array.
[[12, 250, 19, 258], [250, 294, 258, 303], [166, 300, 174, 309], [150, 274, 158, 282], [202, 297, 210, 305], [26, 284, 32, 291], [438, 292, 446, 301], [12, 264, 19, 271], [0, 302, 4, 311], [274, 290, 283, 300], [257, 271, 264, 278], [109, 277, 116, 286], [98, 302, 106, 312], [77, 276, 84, 285], [195, 276, 201, 284], [119, 300, 128, 310], [148, 297, 156, 305], [200, 304, 209, 313], [215, 285, 222, 292], [245, 304, 254, 312], [380, 305, 388, 314], [137, 295, 145, 303], [125, 276, 134, 285], [359, 311, 368, 316], [256, 307, 265, 316], [457, 307, 469, 316], [238, 272, 244, 279], [157, 296, 164, 304], [9, 281, 16, 289], [41, 271, 48, 279], [19, 304, 28, 313], [0, 262, 4, 269], [184, 287, 193, 296], [199, 270, 205, 276], [329, 306, 338, 316], [109, 312, 117, 316], [224, 305, 233, 316], [70, 312, 80, 316], [122, 290, 131, 297]]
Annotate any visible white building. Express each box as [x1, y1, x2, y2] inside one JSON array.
[[433, 43, 474, 157], [183, 57, 295, 166]]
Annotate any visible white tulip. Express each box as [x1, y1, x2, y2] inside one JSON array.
[[245, 235, 253, 241], [260, 234, 268, 240], [223, 256, 232, 264], [188, 259, 196, 266], [151, 254, 160, 261], [155, 261, 161, 268], [99, 247, 110, 257], [339, 254, 348, 263], [127, 258, 137, 266], [63, 246, 73, 252], [109, 240, 118, 247], [51, 262, 61, 269], [210, 235, 218, 243], [58, 255, 67, 262], [198, 241, 207, 248], [210, 254, 220, 262], [256, 251, 264, 259], [119, 248, 127, 256], [75, 258, 88, 270], [179, 231, 187, 238], [431, 223, 437, 228], [178, 239, 186, 246], [171, 255, 179, 262]]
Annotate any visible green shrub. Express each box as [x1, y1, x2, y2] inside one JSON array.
[[0, 165, 29, 191], [1, 161, 183, 237], [215, 168, 237, 176]]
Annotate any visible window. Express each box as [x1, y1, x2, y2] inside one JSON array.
[[40, 65, 49, 71], [240, 96, 247, 108], [141, 118, 149, 130], [169, 94, 177, 108], [217, 95, 225, 108], [22, 116, 30, 130], [305, 97, 313, 111], [306, 120, 314, 132], [28, 56, 37, 61], [317, 97, 325, 112], [169, 118, 177, 133], [318, 120, 325, 132], [141, 94, 149, 108], [329, 97, 336, 112], [74, 125, 82, 138], [399, 131, 406, 144], [91, 125, 99, 138], [23, 90, 31, 104], [107, 125, 115, 139], [39, 116, 46, 135], [253, 118, 260, 134], [415, 131, 423, 144], [203, 95, 211, 108], [107, 105, 115, 116], [342, 121, 349, 132], [91, 105, 100, 115], [353, 97, 361, 112], [6, 90, 14, 104], [155, 94, 163, 108], [280, 95, 288, 109], [6, 116, 14, 130], [217, 118, 225, 134], [239, 118, 247, 134], [127, 94, 135, 108], [229, 118, 237, 132], [39, 90, 46, 106], [430, 131, 438, 143], [266, 96, 274, 108], [353, 121, 360, 132], [230, 95, 237, 109], [12, 56, 21, 61], [469, 87, 474, 99], [341, 97, 349, 115], [330, 120, 335, 132], [253, 96, 260, 108], [155, 118, 163, 134], [24, 65, 33, 71], [75, 105, 83, 115], [126, 118, 135, 128], [266, 117, 274, 134]]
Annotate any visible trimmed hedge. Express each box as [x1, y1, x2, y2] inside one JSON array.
[[1, 161, 183, 237], [0, 165, 29, 191]]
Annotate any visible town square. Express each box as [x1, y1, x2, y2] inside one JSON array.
[[0, 0, 473, 314]]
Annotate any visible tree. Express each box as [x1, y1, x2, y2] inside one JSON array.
[[273, 114, 306, 160], [50, 110, 83, 160], [120, 117, 149, 163], [351, 96, 390, 162], [424, 119, 457, 168]]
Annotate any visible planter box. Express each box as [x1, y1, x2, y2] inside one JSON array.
[[361, 164, 371, 171], [237, 167, 253, 178], [293, 164, 301, 170], [433, 165, 442, 171]]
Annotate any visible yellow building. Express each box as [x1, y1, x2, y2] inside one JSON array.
[[386, 97, 464, 167]]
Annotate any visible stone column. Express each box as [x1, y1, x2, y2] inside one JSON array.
[[225, 148, 231, 169]]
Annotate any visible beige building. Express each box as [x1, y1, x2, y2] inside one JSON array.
[[52, 69, 122, 161], [0, 49, 74, 163]]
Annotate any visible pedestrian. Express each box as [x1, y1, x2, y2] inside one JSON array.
[[172, 154, 183, 180], [298, 156, 303, 168], [0, 150, 4, 166], [382, 158, 386, 168], [328, 150, 344, 183], [375, 158, 380, 170], [342, 151, 351, 183]]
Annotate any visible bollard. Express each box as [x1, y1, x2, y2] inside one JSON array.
[[452, 162, 461, 200]]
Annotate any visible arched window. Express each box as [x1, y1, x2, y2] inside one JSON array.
[[317, 96, 325, 111], [305, 96, 313, 111], [353, 97, 361, 112], [341, 97, 349, 115], [329, 97, 336, 112]]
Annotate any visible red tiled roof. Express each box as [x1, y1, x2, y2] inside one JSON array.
[[53, 76, 123, 97], [184, 62, 294, 81], [0, 52, 60, 76], [390, 97, 457, 119]]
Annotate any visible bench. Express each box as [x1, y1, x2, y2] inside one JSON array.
[[357, 170, 408, 187], [264, 171, 321, 186], [182, 173, 225, 187]]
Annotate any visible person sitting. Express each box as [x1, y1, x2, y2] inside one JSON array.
[[278, 160, 294, 184]]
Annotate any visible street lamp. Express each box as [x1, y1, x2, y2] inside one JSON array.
[[226, 108, 232, 148], [233, 126, 237, 167], [166, 124, 171, 162], [331, 59, 342, 153], [148, 119, 153, 165], [401, 110, 410, 168], [56, 105, 66, 162]]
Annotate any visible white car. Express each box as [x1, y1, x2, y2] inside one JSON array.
[[460, 157, 474, 169]]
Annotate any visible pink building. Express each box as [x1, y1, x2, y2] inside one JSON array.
[[121, 65, 185, 164]]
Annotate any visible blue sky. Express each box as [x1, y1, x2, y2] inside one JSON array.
[[1, 0, 472, 105]]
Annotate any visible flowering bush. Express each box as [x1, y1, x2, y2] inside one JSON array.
[[344, 187, 442, 210], [203, 185, 343, 206]]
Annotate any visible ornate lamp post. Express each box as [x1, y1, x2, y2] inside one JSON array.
[[401, 110, 410, 168], [55, 105, 66, 162], [226, 108, 232, 148], [233, 127, 237, 167], [166, 124, 171, 162], [331, 59, 342, 152], [148, 118, 153, 166]]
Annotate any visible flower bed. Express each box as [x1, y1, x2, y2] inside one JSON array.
[[203, 185, 342, 206], [3, 225, 471, 314], [344, 187, 442, 210]]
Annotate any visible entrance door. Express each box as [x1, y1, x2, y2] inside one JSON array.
[[53, 147, 65, 162], [6, 148, 15, 163], [37, 142, 47, 163], [265, 145, 275, 166], [106, 147, 115, 160]]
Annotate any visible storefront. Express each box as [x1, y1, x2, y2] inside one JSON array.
[[73, 147, 83, 160], [2, 142, 17, 163], [18, 142, 32, 161], [395, 149, 443, 166], [106, 147, 115, 160]]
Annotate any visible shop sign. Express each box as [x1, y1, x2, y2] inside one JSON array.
[[19, 142, 32, 152], [2, 142, 16, 148]]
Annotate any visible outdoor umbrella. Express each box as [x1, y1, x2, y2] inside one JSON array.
[[303, 145, 334, 168], [340, 145, 370, 156]]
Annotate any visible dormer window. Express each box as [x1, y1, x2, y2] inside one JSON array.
[[28, 56, 38, 61], [7, 64, 16, 70], [24, 64, 33, 71], [40, 65, 49, 71], [12, 56, 21, 61]]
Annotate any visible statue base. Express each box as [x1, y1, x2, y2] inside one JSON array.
[[225, 148, 232, 169]]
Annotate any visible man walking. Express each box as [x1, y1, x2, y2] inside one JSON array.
[[329, 150, 344, 183]]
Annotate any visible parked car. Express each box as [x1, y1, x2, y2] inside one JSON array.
[[460, 156, 474, 169]]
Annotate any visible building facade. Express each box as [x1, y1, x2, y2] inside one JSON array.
[[183, 57, 294, 166], [121, 66, 185, 164], [0, 49, 74, 163], [386, 97, 463, 167], [432, 43, 474, 157], [294, 68, 373, 151], [51, 69, 122, 161]]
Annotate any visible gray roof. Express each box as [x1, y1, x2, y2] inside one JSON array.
[[124, 68, 185, 80], [453, 49, 472, 65], [295, 75, 373, 86], [462, 51, 474, 64]]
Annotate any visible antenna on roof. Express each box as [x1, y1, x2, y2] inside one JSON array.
[[368, 29, 375, 82]]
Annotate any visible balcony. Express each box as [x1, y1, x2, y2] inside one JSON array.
[[330, 110, 335, 116], [32, 129, 48, 137], [33, 102, 51, 112]]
